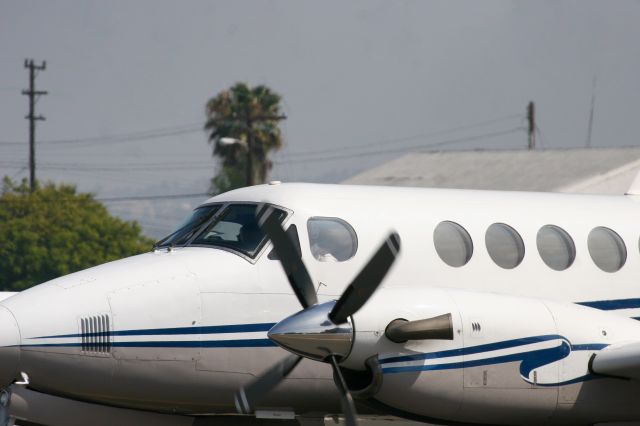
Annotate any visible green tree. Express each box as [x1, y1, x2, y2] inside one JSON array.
[[204, 83, 285, 194], [210, 164, 246, 195], [0, 178, 154, 291]]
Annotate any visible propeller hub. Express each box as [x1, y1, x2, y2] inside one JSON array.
[[268, 301, 354, 362]]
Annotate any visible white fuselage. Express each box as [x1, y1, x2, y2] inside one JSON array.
[[2, 183, 640, 425]]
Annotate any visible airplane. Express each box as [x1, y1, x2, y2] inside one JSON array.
[[3, 180, 640, 425]]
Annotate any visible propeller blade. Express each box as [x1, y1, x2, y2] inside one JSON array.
[[329, 355, 358, 426], [257, 205, 318, 308], [234, 354, 302, 414], [329, 232, 401, 324]]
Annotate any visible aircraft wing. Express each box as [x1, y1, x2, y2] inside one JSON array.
[[590, 341, 640, 380]]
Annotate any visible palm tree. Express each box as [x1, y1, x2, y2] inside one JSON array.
[[204, 83, 285, 193]]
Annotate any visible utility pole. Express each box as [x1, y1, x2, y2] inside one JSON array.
[[22, 59, 48, 192], [243, 113, 286, 186], [527, 101, 535, 150]]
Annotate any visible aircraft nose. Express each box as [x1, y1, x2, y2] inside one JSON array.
[[0, 306, 20, 388]]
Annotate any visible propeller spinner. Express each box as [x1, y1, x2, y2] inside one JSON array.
[[234, 205, 401, 426]]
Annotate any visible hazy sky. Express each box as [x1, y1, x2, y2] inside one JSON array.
[[1, 1, 640, 237]]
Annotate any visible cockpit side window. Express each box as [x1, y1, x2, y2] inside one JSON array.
[[307, 217, 358, 262], [156, 205, 221, 248], [190, 204, 286, 258]]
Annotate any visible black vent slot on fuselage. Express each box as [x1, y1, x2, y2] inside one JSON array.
[[81, 314, 111, 353]]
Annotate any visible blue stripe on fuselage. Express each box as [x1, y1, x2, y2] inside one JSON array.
[[28, 322, 277, 340], [20, 338, 277, 348], [379, 334, 563, 364], [26, 298, 640, 341], [380, 337, 606, 367], [382, 341, 570, 374], [576, 298, 640, 310]]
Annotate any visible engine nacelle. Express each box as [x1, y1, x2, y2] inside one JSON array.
[[346, 287, 640, 425]]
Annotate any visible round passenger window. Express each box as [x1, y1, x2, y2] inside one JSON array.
[[536, 225, 575, 271], [588, 227, 626, 272], [433, 221, 473, 267], [307, 217, 358, 262], [485, 223, 525, 269]]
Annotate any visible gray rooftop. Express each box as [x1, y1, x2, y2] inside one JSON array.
[[343, 147, 640, 194]]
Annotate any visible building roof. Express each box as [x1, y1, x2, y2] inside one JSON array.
[[343, 147, 640, 194]]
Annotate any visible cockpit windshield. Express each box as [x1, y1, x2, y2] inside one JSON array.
[[156, 203, 287, 258], [191, 204, 286, 257], [155, 205, 220, 248]]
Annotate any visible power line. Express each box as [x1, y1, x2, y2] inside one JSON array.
[[0, 192, 211, 204], [1, 161, 206, 172], [27, 168, 176, 186], [0, 112, 522, 152], [0, 123, 203, 147], [42, 123, 203, 146], [273, 127, 525, 165], [10, 165, 28, 180], [0, 127, 523, 206], [282, 113, 523, 158], [0, 111, 526, 181], [97, 193, 210, 202], [0, 112, 523, 161], [0, 160, 210, 169], [0, 126, 524, 171]]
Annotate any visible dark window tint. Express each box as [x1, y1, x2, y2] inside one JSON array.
[[588, 227, 626, 272], [307, 217, 358, 262], [156, 205, 220, 248], [191, 204, 286, 257], [536, 225, 575, 271], [433, 221, 473, 267], [485, 223, 525, 269]]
